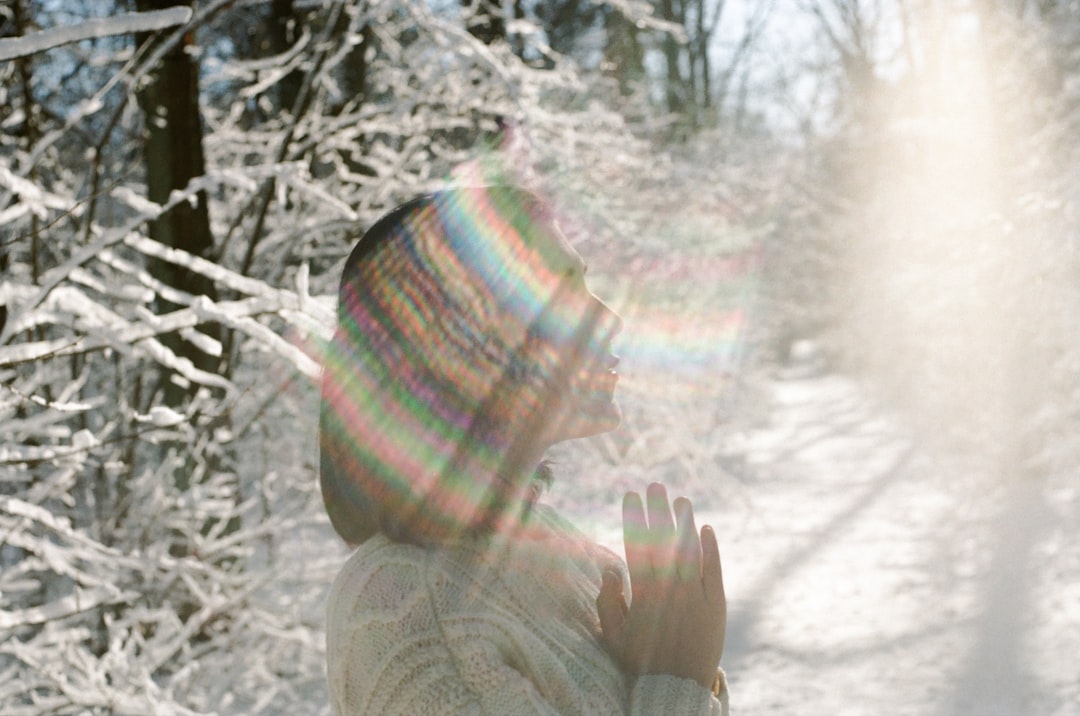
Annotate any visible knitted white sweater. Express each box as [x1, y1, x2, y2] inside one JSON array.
[[326, 505, 729, 715]]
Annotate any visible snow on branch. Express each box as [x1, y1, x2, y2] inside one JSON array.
[[124, 234, 314, 313], [0, 293, 324, 382], [0, 585, 137, 630], [0, 7, 193, 62], [0, 166, 73, 219]]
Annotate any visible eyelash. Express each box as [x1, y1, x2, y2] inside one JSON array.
[[563, 267, 588, 283]]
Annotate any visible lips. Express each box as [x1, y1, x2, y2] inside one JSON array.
[[574, 354, 619, 394]]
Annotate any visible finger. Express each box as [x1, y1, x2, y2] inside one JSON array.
[[674, 497, 702, 582], [596, 568, 628, 647], [645, 483, 676, 574], [622, 491, 649, 588], [701, 525, 725, 606], [645, 482, 675, 534], [605, 566, 629, 615]]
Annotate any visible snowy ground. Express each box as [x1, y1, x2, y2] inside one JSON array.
[[550, 368, 1080, 716], [709, 372, 1080, 716], [303, 367, 1079, 715]]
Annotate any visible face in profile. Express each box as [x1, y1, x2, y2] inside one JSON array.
[[321, 187, 623, 541], [488, 209, 624, 446]]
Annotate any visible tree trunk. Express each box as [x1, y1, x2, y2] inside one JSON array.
[[511, 0, 527, 58], [10, 0, 41, 285], [603, 8, 646, 96], [697, 0, 712, 111], [269, 0, 303, 114], [134, 2, 237, 554], [134, 0, 222, 412], [659, 0, 686, 115]]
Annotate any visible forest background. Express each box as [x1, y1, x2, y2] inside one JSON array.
[[1, 0, 1078, 713]]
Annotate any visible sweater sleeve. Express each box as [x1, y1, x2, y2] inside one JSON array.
[[326, 539, 729, 716], [630, 673, 729, 716]]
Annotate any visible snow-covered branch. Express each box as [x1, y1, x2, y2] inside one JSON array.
[[0, 7, 192, 62]]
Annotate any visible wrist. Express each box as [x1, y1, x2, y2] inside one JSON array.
[[636, 664, 718, 690]]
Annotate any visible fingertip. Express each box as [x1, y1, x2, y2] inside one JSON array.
[[601, 567, 622, 592], [646, 482, 668, 499], [700, 525, 717, 552], [701, 526, 723, 572]]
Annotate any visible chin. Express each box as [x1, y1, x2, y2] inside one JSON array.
[[555, 395, 622, 442]]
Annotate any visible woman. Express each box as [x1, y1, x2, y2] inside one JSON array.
[[320, 186, 728, 714]]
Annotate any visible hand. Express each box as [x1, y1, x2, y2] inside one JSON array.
[[596, 483, 726, 689]]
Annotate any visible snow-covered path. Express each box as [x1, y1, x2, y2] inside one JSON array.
[[701, 373, 1079, 716]]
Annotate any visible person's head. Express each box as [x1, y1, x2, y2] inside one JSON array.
[[319, 186, 622, 545]]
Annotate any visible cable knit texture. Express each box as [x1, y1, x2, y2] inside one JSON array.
[[326, 505, 729, 715]]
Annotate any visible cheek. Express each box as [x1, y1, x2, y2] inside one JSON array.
[[509, 333, 564, 392], [531, 294, 598, 351], [490, 289, 598, 395]]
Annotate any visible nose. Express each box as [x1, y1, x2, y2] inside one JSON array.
[[595, 296, 623, 340], [587, 294, 622, 347]]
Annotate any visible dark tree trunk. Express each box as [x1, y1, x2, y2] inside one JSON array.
[[659, 0, 686, 115], [10, 0, 41, 285], [134, 0, 222, 411], [603, 8, 646, 95], [134, 2, 238, 554], [510, 0, 526, 57], [340, 13, 372, 103], [269, 0, 303, 113]]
